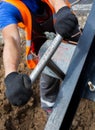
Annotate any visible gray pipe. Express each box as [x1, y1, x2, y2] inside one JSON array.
[[29, 34, 62, 84]]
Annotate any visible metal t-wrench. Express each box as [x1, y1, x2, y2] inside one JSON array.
[[29, 34, 63, 84]]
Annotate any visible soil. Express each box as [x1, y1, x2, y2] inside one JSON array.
[[0, 30, 95, 130], [0, 32, 47, 130], [0, 5, 95, 130]]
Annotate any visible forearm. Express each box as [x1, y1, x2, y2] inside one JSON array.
[[49, 0, 67, 12], [2, 24, 21, 77], [3, 38, 20, 77], [54, 0, 67, 12]]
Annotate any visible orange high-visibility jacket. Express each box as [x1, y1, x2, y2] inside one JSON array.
[[5, 0, 70, 69]]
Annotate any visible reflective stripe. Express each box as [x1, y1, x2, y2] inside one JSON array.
[[26, 40, 31, 47], [27, 54, 33, 60], [41, 98, 55, 107]]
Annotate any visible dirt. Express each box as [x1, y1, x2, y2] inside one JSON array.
[[0, 33, 47, 130], [0, 30, 95, 130], [0, 6, 95, 130]]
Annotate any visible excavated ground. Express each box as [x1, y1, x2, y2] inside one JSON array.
[[0, 3, 95, 130]]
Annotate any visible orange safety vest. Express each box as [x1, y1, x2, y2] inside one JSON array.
[[5, 0, 70, 69]]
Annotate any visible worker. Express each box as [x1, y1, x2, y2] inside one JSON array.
[[0, 0, 81, 116]]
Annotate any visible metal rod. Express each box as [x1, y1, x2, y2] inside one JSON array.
[[71, 0, 81, 6], [29, 34, 63, 84], [47, 59, 65, 80]]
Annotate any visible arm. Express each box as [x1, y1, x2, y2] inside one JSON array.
[[49, 0, 67, 12], [49, 0, 81, 41], [2, 24, 21, 77], [2, 24, 33, 106]]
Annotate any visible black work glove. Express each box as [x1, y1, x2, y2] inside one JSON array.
[[54, 6, 80, 41], [4, 72, 33, 106]]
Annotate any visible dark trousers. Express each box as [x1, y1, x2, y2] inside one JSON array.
[[40, 73, 60, 110]]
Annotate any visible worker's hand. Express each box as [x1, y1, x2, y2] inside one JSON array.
[[54, 6, 80, 41], [4, 72, 33, 106]]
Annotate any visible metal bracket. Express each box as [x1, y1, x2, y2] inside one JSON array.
[[45, 1, 95, 129]]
